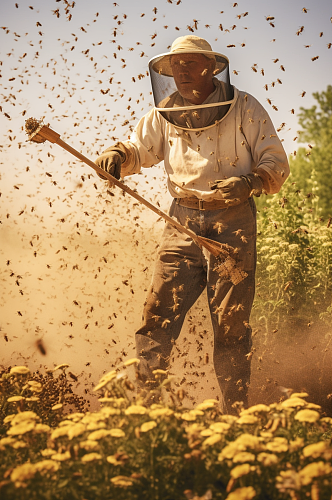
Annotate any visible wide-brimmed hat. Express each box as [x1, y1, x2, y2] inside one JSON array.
[[151, 35, 228, 77]]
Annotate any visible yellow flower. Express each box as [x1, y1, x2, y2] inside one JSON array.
[[202, 434, 222, 448], [67, 423, 86, 440], [34, 424, 50, 434], [3, 415, 15, 424], [233, 452, 256, 463], [218, 443, 238, 460], [299, 461, 332, 486], [11, 411, 38, 425], [125, 405, 146, 415], [302, 441, 327, 458], [10, 366, 30, 375], [34, 460, 59, 473], [88, 429, 111, 441], [81, 452, 102, 462], [93, 371, 117, 391], [321, 417, 332, 424], [241, 404, 270, 414], [41, 449, 57, 457], [281, 397, 307, 409], [201, 429, 213, 437], [51, 451, 71, 461], [107, 455, 122, 466], [80, 440, 99, 451], [288, 437, 304, 452], [51, 403, 63, 411], [11, 463, 36, 485], [7, 396, 25, 402], [195, 399, 219, 411], [257, 452, 279, 466], [181, 410, 204, 421], [110, 475, 133, 487], [124, 358, 140, 367], [266, 438, 288, 453], [209, 422, 231, 433], [65, 412, 84, 421], [100, 407, 121, 416], [306, 403, 321, 410], [237, 415, 258, 425], [0, 436, 16, 446], [27, 381, 43, 392], [7, 422, 35, 436], [225, 486, 256, 500], [290, 392, 308, 399], [12, 440, 28, 449], [53, 364, 69, 371], [294, 409, 320, 423], [88, 423, 107, 432], [51, 425, 74, 440], [140, 421, 157, 433], [234, 434, 262, 450], [149, 407, 173, 419], [230, 464, 256, 479], [109, 428, 125, 438], [152, 369, 168, 375]]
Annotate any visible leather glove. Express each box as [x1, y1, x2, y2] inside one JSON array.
[[95, 146, 126, 180], [210, 174, 263, 205]]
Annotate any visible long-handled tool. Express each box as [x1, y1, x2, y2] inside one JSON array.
[[25, 118, 247, 285]]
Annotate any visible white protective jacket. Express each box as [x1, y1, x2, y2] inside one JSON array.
[[120, 87, 290, 200]]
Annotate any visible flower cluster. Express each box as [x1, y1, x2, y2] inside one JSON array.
[[0, 364, 331, 499]]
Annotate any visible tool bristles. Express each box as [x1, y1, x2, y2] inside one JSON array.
[[25, 117, 47, 143]]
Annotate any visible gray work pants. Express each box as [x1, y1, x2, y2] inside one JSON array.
[[136, 198, 257, 413]]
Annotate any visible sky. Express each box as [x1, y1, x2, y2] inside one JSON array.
[[0, 0, 331, 404]]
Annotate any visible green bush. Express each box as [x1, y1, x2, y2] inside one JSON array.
[[1, 363, 332, 500], [253, 173, 332, 334]]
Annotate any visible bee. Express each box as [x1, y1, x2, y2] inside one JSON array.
[[68, 372, 78, 381], [36, 339, 46, 355], [311, 56, 319, 61], [4, 334, 8, 342], [177, 389, 185, 401], [204, 353, 209, 364]]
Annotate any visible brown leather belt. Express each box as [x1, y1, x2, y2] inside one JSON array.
[[176, 197, 227, 210]]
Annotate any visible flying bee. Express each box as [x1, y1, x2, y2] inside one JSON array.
[[36, 339, 46, 355], [68, 372, 78, 381]]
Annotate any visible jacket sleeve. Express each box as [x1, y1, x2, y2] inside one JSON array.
[[240, 93, 290, 194], [120, 108, 165, 178]]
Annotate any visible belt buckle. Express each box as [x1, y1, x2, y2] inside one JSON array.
[[198, 200, 205, 211]]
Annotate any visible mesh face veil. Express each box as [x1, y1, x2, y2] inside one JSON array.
[[149, 37, 234, 131]]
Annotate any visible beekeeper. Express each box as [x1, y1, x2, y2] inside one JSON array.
[[95, 35, 289, 413]]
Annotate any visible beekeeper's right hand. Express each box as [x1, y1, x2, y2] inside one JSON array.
[[95, 147, 125, 180]]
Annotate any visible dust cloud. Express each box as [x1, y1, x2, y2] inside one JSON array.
[[1, 159, 331, 415]]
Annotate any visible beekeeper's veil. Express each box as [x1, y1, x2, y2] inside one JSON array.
[[149, 35, 234, 131]]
